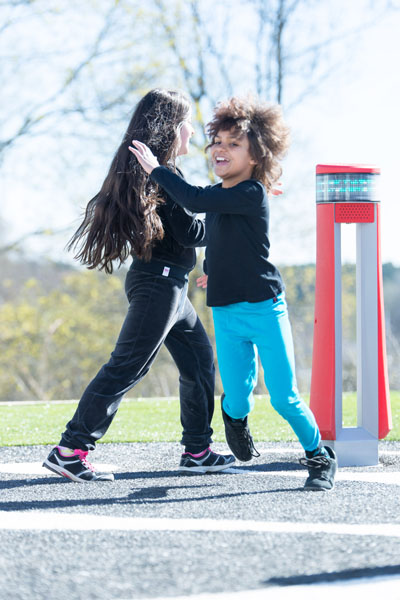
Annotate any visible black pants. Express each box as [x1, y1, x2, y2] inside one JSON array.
[[60, 268, 215, 453]]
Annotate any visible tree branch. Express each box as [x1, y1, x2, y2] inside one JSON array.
[[0, 226, 71, 255], [0, 2, 120, 158]]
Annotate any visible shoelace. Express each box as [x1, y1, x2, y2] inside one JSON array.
[[249, 444, 261, 459], [299, 455, 331, 481], [299, 455, 330, 469], [235, 426, 260, 458], [74, 449, 96, 472]]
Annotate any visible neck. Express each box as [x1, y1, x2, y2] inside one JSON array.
[[221, 175, 251, 188], [220, 165, 255, 188]]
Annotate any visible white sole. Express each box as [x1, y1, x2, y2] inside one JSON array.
[[42, 459, 114, 482], [42, 459, 85, 482]]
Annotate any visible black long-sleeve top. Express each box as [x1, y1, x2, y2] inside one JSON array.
[[150, 166, 284, 306], [134, 179, 206, 272]]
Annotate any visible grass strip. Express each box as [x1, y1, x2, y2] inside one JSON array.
[[0, 392, 399, 447]]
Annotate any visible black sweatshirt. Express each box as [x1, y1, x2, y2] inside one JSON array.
[[134, 183, 206, 272], [150, 166, 284, 307]]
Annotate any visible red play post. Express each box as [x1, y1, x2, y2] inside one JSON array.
[[310, 164, 391, 466]]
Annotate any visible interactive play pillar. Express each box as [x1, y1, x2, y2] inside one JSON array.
[[310, 164, 391, 467]]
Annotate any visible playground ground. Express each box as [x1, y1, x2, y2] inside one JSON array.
[[1, 441, 400, 599]]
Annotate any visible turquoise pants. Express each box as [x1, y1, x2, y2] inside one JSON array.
[[212, 293, 321, 452]]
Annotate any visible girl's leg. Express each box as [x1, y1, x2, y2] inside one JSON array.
[[252, 295, 321, 452], [212, 305, 258, 419], [164, 296, 215, 453], [60, 271, 186, 451]]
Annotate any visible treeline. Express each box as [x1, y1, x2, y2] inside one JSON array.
[[0, 256, 399, 402]]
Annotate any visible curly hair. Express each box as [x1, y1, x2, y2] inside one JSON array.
[[206, 96, 290, 191], [67, 89, 191, 273]]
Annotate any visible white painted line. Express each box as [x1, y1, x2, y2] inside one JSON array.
[[224, 467, 400, 486], [0, 463, 119, 475], [1, 463, 400, 486], [1, 512, 400, 538], [138, 575, 400, 600], [250, 447, 400, 456], [336, 471, 400, 485], [248, 447, 400, 456]]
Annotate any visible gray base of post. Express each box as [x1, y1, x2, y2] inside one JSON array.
[[323, 427, 379, 467]]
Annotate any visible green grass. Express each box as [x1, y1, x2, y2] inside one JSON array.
[[0, 392, 399, 447]]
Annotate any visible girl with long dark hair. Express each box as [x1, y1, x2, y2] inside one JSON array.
[[43, 89, 234, 481]]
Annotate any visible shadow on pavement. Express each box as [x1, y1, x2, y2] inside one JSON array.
[[266, 564, 400, 586], [0, 473, 304, 511], [240, 461, 304, 472]]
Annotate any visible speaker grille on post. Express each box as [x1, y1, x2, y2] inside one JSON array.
[[335, 203, 375, 223]]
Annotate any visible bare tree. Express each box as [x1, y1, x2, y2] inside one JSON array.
[[0, 0, 162, 252], [251, 0, 394, 109], [1, 0, 396, 256]]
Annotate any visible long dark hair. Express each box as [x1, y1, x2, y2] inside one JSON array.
[[67, 89, 191, 273]]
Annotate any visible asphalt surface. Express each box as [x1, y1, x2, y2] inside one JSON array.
[[1, 441, 400, 600]]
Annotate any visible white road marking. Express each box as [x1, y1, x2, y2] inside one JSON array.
[[260, 448, 400, 456], [0, 462, 119, 475], [1, 512, 400, 538], [140, 575, 400, 600], [224, 467, 400, 486], [0, 462, 400, 486]]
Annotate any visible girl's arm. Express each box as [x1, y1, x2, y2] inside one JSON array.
[[161, 201, 207, 248], [129, 140, 264, 215], [151, 166, 264, 215]]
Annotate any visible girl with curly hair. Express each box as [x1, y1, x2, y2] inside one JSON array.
[[43, 89, 235, 481], [131, 95, 338, 491]]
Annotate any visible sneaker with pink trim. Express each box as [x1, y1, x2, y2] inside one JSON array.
[[179, 447, 235, 474], [43, 446, 114, 482]]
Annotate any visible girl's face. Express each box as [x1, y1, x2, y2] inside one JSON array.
[[177, 112, 194, 156], [210, 128, 257, 188]]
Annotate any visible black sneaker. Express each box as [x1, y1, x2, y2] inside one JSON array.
[[179, 447, 235, 473], [221, 395, 260, 462], [299, 446, 337, 491], [43, 446, 114, 482]]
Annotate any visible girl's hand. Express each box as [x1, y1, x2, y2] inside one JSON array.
[[196, 275, 208, 289], [270, 181, 283, 196], [128, 140, 160, 174]]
